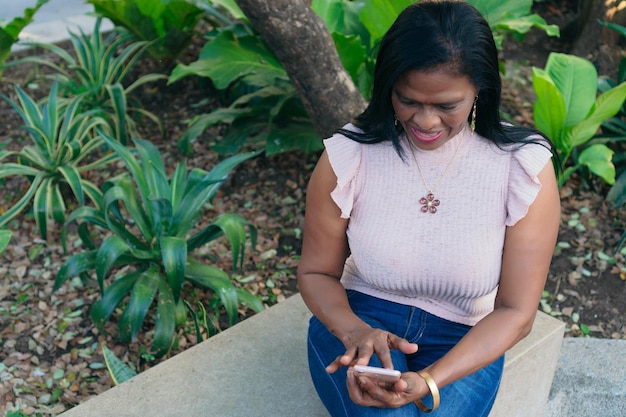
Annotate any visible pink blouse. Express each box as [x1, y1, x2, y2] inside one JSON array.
[[324, 124, 552, 326]]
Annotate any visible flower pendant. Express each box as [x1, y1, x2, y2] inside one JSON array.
[[419, 193, 440, 214]]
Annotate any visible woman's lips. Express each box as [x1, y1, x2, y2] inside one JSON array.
[[410, 126, 444, 143]]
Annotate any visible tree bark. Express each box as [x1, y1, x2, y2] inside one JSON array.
[[234, 0, 367, 139], [566, 0, 626, 77]]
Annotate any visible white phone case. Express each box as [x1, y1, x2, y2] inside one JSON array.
[[353, 365, 401, 383]]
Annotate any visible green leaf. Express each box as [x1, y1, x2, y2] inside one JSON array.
[[116, 266, 161, 342], [266, 123, 324, 155], [134, 138, 170, 200], [160, 236, 187, 303], [235, 288, 264, 313], [0, 229, 12, 255], [96, 235, 131, 292], [54, 251, 97, 292], [168, 30, 287, 88], [567, 81, 626, 147], [90, 271, 141, 328], [185, 259, 239, 325], [214, 213, 256, 270], [577, 144, 615, 185], [101, 344, 137, 385], [171, 151, 259, 234], [545, 53, 597, 127], [151, 280, 176, 356], [0, 175, 42, 229], [359, 0, 414, 46], [607, 169, 626, 208], [532, 68, 566, 146]]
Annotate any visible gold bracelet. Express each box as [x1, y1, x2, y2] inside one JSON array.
[[414, 371, 440, 413]]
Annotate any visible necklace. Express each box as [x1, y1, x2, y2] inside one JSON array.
[[408, 128, 465, 214]]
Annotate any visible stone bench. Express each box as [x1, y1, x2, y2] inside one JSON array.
[[60, 294, 564, 417]]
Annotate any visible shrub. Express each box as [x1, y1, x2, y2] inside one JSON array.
[[532, 52, 626, 186], [0, 82, 117, 239], [2, 18, 165, 144], [54, 134, 263, 356]]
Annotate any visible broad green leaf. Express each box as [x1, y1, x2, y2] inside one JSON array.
[[134, 138, 170, 200], [567, 81, 626, 147], [360, 0, 414, 46], [172, 151, 259, 233], [495, 15, 559, 40], [100, 132, 149, 197], [266, 123, 324, 155], [168, 31, 286, 88], [545, 53, 597, 127], [117, 266, 161, 341], [607, 169, 626, 208], [152, 280, 176, 356], [54, 250, 97, 291], [235, 288, 264, 313], [0, 174, 42, 229], [313, 0, 369, 47], [103, 185, 151, 249], [468, 0, 532, 24], [185, 259, 239, 326], [332, 33, 368, 92], [187, 224, 222, 252], [90, 271, 141, 328], [58, 165, 85, 206], [101, 344, 137, 385], [0, 229, 12, 254], [577, 144, 615, 185], [206, 0, 246, 20], [169, 161, 188, 210], [213, 214, 256, 270], [160, 236, 187, 303], [532, 68, 566, 146], [96, 235, 131, 291], [150, 198, 174, 239]]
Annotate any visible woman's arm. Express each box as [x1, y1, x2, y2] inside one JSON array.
[[354, 161, 561, 408], [423, 161, 561, 386], [298, 151, 417, 370]]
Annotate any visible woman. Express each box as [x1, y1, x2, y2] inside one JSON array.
[[297, 1, 561, 416]]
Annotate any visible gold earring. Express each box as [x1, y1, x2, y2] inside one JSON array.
[[470, 98, 477, 136]]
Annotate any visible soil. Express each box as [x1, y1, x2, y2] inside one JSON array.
[[1, 2, 626, 415]]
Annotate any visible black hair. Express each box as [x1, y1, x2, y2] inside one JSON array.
[[337, 0, 554, 160]]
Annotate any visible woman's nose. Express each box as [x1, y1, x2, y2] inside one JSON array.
[[412, 107, 440, 130]]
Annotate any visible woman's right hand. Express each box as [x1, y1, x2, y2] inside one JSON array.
[[325, 327, 418, 373]]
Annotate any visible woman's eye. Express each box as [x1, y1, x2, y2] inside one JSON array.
[[439, 105, 456, 111]]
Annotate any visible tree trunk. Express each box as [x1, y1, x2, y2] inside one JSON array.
[[234, 0, 367, 139], [566, 0, 626, 77]]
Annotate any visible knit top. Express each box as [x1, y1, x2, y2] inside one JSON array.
[[324, 124, 553, 326]]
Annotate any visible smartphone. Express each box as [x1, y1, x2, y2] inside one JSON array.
[[353, 365, 401, 383]]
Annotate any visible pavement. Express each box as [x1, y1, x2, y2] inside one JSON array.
[[1, 2, 625, 416]]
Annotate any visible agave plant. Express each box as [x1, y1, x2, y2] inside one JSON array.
[[0, 81, 117, 239], [54, 134, 263, 356], [2, 18, 165, 144]]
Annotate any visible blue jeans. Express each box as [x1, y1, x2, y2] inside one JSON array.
[[307, 290, 504, 417]]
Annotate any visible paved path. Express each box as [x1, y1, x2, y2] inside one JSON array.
[[2, 2, 626, 416]]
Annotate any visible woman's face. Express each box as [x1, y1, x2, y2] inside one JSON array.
[[391, 69, 478, 151]]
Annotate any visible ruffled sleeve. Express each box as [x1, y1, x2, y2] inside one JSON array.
[[506, 143, 553, 226], [323, 125, 363, 219]]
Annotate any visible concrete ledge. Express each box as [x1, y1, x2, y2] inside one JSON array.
[[60, 294, 564, 417]]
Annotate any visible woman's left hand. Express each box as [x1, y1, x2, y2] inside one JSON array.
[[346, 368, 426, 408]]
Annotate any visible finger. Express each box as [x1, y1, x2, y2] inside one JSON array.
[[356, 375, 403, 408], [326, 347, 358, 373], [387, 334, 419, 354]]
